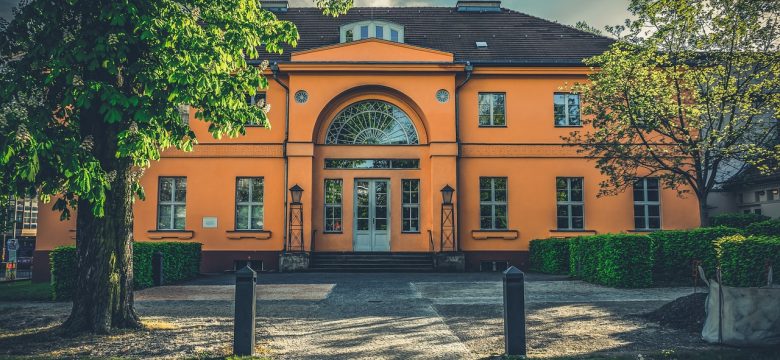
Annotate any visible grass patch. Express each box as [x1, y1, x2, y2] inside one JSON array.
[[496, 348, 780, 359], [141, 319, 178, 330], [0, 280, 52, 301]]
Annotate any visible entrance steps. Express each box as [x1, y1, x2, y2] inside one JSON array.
[[308, 252, 435, 272]]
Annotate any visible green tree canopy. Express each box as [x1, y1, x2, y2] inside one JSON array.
[[0, 0, 351, 333], [567, 0, 780, 224]]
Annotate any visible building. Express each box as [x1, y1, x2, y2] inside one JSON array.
[[708, 168, 780, 218], [2, 195, 38, 273], [33, 1, 701, 280]]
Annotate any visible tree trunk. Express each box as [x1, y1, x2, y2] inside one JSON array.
[[61, 162, 141, 334], [699, 194, 711, 227]]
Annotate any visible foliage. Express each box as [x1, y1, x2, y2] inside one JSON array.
[[51, 242, 202, 300], [565, 0, 780, 224], [568, 234, 654, 288], [529, 238, 570, 274], [715, 234, 780, 287], [0, 280, 53, 301], [710, 212, 770, 228], [745, 219, 780, 236], [649, 226, 741, 284]]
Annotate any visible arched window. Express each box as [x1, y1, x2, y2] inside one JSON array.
[[340, 21, 404, 43], [325, 100, 419, 145]]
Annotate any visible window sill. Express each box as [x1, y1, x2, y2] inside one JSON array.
[[554, 125, 583, 128], [147, 230, 195, 240], [472, 230, 518, 240], [401, 231, 421, 234], [227, 230, 272, 240], [478, 125, 508, 128], [323, 231, 343, 234]]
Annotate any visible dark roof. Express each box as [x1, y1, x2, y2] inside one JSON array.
[[261, 7, 614, 65]]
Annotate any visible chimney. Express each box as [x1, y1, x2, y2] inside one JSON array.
[[261, 0, 288, 12], [456, 1, 501, 13]]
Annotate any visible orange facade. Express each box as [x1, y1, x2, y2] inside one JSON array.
[[33, 17, 701, 278]]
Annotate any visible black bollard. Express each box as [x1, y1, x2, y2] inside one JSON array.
[[152, 251, 164, 286], [503, 266, 527, 357], [233, 265, 257, 356]]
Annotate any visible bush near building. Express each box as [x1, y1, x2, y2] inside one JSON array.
[[710, 213, 770, 229], [529, 238, 570, 274], [649, 227, 741, 284], [568, 234, 654, 288], [51, 242, 201, 300], [715, 235, 780, 287], [745, 219, 780, 236]]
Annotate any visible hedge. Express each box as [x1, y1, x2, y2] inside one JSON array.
[[649, 226, 741, 284], [745, 219, 780, 236], [710, 212, 769, 229], [51, 242, 202, 300], [569, 234, 654, 288], [715, 235, 780, 287], [529, 238, 570, 274]]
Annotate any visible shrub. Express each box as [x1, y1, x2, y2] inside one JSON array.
[[715, 235, 780, 287], [568, 234, 654, 288], [529, 238, 570, 274], [710, 213, 769, 229], [50, 242, 202, 300], [745, 219, 780, 236], [649, 226, 741, 284]]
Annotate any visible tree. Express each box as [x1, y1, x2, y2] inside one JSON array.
[[566, 0, 780, 226], [0, 0, 352, 333]]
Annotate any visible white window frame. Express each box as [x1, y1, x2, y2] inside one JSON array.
[[554, 92, 581, 126], [480, 177, 508, 230], [235, 177, 264, 230], [556, 177, 584, 230], [157, 177, 187, 230], [340, 20, 405, 43], [633, 178, 661, 230], [401, 179, 420, 233], [324, 179, 343, 233], [478, 92, 506, 127]]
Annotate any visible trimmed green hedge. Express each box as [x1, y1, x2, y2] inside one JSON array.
[[649, 226, 741, 284], [529, 238, 570, 274], [715, 235, 780, 287], [569, 234, 654, 288], [51, 242, 201, 300], [745, 219, 780, 236], [710, 213, 769, 228]]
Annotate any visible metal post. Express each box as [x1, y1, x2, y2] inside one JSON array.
[[152, 251, 164, 286], [503, 266, 527, 357], [234, 265, 257, 356]]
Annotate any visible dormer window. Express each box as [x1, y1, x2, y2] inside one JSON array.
[[340, 20, 405, 43]]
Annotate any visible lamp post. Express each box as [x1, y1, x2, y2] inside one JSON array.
[[287, 185, 304, 252], [440, 185, 456, 252]]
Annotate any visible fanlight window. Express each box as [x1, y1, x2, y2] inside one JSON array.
[[326, 100, 419, 145], [340, 20, 404, 43]]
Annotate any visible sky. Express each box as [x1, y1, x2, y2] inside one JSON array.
[[0, 0, 631, 31]]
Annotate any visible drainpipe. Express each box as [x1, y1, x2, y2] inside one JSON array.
[[453, 61, 473, 252], [271, 62, 291, 253]]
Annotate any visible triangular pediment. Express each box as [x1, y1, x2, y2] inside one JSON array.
[[290, 38, 454, 62]]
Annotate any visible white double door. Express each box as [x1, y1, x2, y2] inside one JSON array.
[[353, 179, 390, 252]]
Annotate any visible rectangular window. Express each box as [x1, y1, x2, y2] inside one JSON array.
[[345, 29, 354, 42], [235, 177, 264, 230], [768, 189, 776, 201], [754, 208, 763, 215], [478, 93, 506, 126], [402, 179, 420, 232], [391, 29, 399, 42], [556, 177, 584, 230], [480, 177, 508, 230], [633, 178, 661, 230], [360, 25, 369, 39], [755, 191, 762, 202], [245, 92, 266, 125], [554, 93, 581, 126], [324, 179, 343, 232], [324, 159, 419, 169], [157, 177, 187, 230], [178, 105, 190, 125], [376, 26, 384, 39]]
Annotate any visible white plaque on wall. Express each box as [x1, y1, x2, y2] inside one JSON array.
[[202, 216, 218, 228]]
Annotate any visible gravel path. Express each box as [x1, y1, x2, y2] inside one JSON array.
[[0, 272, 720, 359]]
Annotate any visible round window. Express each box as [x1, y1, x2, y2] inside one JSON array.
[[436, 89, 450, 103], [294, 90, 309, 104]]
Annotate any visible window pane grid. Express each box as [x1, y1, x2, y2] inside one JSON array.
[[554, 93, 581, 126], [158, 177, 186, 230], [478, 93, 506, 126], [479, 177, 508, 230], [556, 177, 584, 230], [634, 178, 661, 230], [324, 179, 343, 232], [235, 178, 264, 230], [402, 179, 420, 232]]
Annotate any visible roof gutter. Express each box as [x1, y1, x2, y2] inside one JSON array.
[[453, 61, 473, 252], [271, 62, 291, 253]]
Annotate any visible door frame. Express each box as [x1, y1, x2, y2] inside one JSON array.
[[352, 178, 391, 252]]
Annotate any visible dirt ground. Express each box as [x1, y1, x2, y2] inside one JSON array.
[[0, 272, 726, 359]]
